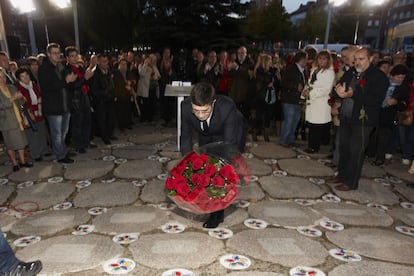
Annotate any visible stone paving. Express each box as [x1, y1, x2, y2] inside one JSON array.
[[0, 122, 413, 275]]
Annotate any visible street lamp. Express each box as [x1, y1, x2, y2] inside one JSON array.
[[324, 0, 347, 49], [9, 0, 38, 55], [49, 0, 80, 50], [353, 0, 389, 45]]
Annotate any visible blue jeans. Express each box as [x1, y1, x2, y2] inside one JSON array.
[[47, 113, 71, 160], [0, 230, 19, 273], [279, 103, 302, 145]]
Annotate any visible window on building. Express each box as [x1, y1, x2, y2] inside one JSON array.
[[375, 20, 380, 26], [368, 20, 373, 26], [399, 12, 405, 19]]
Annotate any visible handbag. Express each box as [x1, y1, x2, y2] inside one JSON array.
[[264, 87, 277, 105], [20, 105, 38, 131], [397, 110, 413, 126]]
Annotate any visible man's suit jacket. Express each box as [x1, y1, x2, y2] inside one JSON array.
[[280, 63, 305, 105], [180, 95, 247, 155]]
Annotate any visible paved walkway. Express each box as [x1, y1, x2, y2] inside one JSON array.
[[0, 122, 413, 275]]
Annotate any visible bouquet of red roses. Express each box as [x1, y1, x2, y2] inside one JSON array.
[[166, 150, 240, 214]]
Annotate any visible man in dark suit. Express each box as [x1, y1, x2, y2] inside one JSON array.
[[180, 82, 247, 228], [331, 47, 388, 191], [279, 51, 307, 147]]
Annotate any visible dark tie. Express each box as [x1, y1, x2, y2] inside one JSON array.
[[202, 120, 209, 133]]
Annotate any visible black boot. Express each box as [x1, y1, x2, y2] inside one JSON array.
[[203, 210, 224, 228], [251, 129, 258, 142], [264, 128, 270, 142]]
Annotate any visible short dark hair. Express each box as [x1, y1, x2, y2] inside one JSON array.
[[97, 53, 108, 59], [0, 51, 8, 58], [15, 67, 31, 80], [47, 43, 60, 53], [390, 64, 408, 76], [190, 82, 216, 106], [294, 51, 307, 63], [65, 46, 78, 57], [377, 60, 391, 68]]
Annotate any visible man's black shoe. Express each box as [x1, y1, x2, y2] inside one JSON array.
[[304, 148, 318, 154], [19, 162, 33, 168], [3, 260, 42, 276], [110, 136, 118, 141], [103, 139, 111, 145], [77, 148, 86, 154], [203, 211, 224, 228], [88, 143, 97, 148], [58, 157, 74, 164], [34, 157, 43, 162]]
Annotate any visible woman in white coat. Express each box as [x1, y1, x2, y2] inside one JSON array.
[[302, 50, 335, 153], [137, 54, 160, 122]]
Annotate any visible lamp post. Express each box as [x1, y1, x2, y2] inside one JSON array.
[[9, 0, 37, 55], [49, 0, 80, 50], [324, 0, 347, 49]]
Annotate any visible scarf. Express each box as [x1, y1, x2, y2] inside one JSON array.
[[18, 80, 38, 105], [0, 86, 24, 130], [382, 80, 397, 108], [69, 64, 89, 94]]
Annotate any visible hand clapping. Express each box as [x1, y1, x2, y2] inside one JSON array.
[[335, 82, 353, 98]]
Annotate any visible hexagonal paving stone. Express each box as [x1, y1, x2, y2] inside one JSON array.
[[329, 261, 414, 276], [361, 163, 386, 178], [64, 160, 114, 180], [113, 159, 162, 179], [259, 176, 325, 199], [140, 179, 168, 203], [237, 182, 266, 202], [0, 165, 11, 177], [11, 209, 89, 236], [326, 228, 414, 265], [93, 205, 169, 234], [129, 132, 173, 144], [229, 273, 284, 276], [170, 206, 248, 230], [250, 144, 297, 159], [312, 202, 393, 226], [0, 213, 17, 231], [248, 201, 321, 227], [227, 229, 328, 267], [73, 181, 140, 208], [112, 144, 156, 159], [13, 182, 76, 211], [0, 185, 14, 204], [246, 158, 273, 176], [387, 207, 414, 226], [16, 234, 124, 275], [394, 183, 414, 202], [278, 159, 333, 177], [8, 164, 62, 183], [130, 232, 224, 269], [384, 162, 414, 184], [329, 179, 400, 205]]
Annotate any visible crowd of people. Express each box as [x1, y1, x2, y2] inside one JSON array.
[[0, 43, 412, 178]]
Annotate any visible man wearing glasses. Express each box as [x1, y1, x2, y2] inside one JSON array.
[[180, 82, 247, 228]]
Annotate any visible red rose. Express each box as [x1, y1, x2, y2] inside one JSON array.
[[359, 79, 366, 87], [171, 163, 187, 177], [191, 173, 210, 187], [219, 164, 236, 180], [204, 164, 216, 176], [212, 175, 225, 187], [165, 177, 175, 190], [185, 186, 209, 203], [327, 97, 335, 105], [199, 154, 209, 163], [191, 156, 206, 170], [173, 175, 191, 197], [226, 173, 239, 184], [175, 183, 191, 197], [185, 152, 198, 163]]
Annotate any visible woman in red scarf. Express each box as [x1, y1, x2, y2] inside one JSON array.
[[15, 67, 49, 161]]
